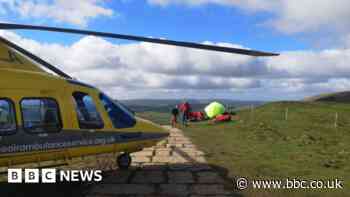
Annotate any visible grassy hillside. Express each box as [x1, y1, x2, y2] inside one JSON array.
[[124, 99, 264, 113], [305, 91, 350, 103], [139, 101, 350, 197]]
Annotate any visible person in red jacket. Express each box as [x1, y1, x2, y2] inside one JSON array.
[[179, 101, 191, 127]]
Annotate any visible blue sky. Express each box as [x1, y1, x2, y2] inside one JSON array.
[[7, 1, 306, 51], [1, 0, 350, 101]]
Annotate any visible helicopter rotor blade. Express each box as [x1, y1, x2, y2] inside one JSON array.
[[0, 23, 279, 57]]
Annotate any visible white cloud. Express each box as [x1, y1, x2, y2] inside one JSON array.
[[148, 0, 350, 35], [0, 0, 113, 26], [266, 1, 350, 34], [0, 31, 260, 95], [2, 30, 350, 100], [265, 49, 350, 78]]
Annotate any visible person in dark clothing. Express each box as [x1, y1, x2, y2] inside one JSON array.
[[171, 105, 179, 128]]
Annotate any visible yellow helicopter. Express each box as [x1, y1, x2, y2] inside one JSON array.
[[0, 23, 279, 170]]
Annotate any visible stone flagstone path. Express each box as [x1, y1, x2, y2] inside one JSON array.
[[0, 126, 236, 196], [85, 126, 235, 197]]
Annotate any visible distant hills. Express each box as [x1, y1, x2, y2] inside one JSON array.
[[304, 91, 350, 103], [119, 91, 350, 114], [120, 99, 264, 113]]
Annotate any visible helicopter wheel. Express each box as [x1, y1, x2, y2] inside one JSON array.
[[117, 153, 132, 170]]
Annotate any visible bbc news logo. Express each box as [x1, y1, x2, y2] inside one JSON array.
[[8, 168, 103, 183]]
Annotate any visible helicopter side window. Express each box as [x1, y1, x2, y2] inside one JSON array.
[[0, 99, 17, 135], [72, 92, 104, 129], [99, 93, 136, 129], [21, 98, 62, 133]]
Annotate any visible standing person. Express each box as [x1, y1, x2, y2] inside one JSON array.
[[171, 105, 179, 128], [179, 101, 190, 127]]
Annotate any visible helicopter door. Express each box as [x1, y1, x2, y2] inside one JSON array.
[[72, 92, 104, 129]]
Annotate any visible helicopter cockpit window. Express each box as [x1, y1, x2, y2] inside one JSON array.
[[99, 93, 136, 129], [72, 92, 104, 129], [0, 99, 16, 135], [21, 98, 61, 133]]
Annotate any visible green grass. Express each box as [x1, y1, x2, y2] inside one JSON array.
[[138, 101, 350, 197]]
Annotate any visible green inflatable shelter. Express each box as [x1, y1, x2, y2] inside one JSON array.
[[204, 101, 225, 118]]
